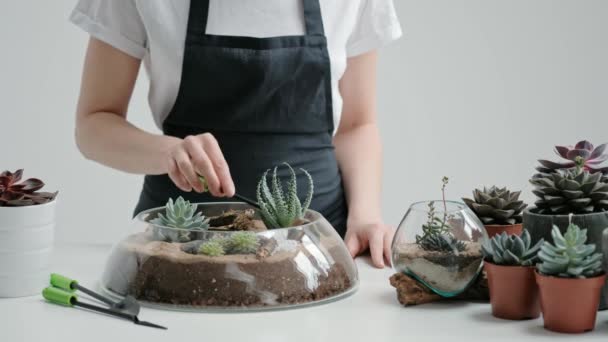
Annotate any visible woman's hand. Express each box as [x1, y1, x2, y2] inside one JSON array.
[[344, 220, 395, 268], [164, 133, 235, 197]]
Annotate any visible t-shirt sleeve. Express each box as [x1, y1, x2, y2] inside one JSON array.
[[346, 0, 402, 57], [69, 0, 147, 59]]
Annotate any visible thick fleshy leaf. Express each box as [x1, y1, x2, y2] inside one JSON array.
[[561, 190, 583, 199], [537, 159, 574, 170], [17, 178, 44, 192], [590, 143, 607, 159], [471, 203, 495, 216], [486, 197, 507, 210], [575, 140, 593, 151], [554, 146, 570, 159], [491, 209, 515, 220], [566, 149, 592, 160]]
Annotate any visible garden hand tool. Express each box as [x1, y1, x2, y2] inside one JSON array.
[[42, 286, 167, 330], [50, 273, 140, 315], [198, 175, 260, 208]]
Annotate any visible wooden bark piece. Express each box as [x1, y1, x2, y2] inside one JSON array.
[[389, 272, 489, 306]]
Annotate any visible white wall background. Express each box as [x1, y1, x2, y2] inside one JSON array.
[[2, 1, 607, 244]]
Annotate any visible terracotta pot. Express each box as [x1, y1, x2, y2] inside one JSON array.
[[484, 262, 539, 320], [484, 223, 523, 238], [535, 271, 606, 333]]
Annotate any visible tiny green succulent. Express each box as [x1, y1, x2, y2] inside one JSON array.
[[482, 230, 543, 266], [150, 196, 210, 242], [537, 224, 604, 278], [419, 232, 466, 253], [198, 240, 225, 257], [256, 163, 313, 229], [415, 177, 465, 252], [225, 231, 259, 254]]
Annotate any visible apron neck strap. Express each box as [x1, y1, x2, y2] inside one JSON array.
[[187, 0, 325, 36]]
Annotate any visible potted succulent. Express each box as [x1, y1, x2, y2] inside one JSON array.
[[0, 169, 58, 297], [481, 230, 543, 320], [536, 223, 605, 333], [524, 140, 608, 309], [463, 186, 527, 237], [391, 178, 487, 297], [99, 163, 358, 310]]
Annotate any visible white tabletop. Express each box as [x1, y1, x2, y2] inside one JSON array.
[[1, 243, 607, 342]]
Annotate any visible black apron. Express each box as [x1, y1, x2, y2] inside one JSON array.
[[134, 0, 348, 236]]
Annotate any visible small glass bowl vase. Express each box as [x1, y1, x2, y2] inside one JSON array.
[[391, 201, 487, 297]]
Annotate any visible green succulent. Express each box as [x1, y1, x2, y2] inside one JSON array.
[[150, 197, 210, 242], [463, 186, 527, 225], [419, 232, 466, 253], [530, 157, 608, 215], [482, 230, 543, 266], [537, 224, 604, 278], [256, 163, 313, 228], [225, 231, 259, 254], [198, 240, 226, 257], [415, 178, 465, 253]]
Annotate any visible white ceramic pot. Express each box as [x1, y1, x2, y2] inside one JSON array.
[[0, 200, 56, 297]]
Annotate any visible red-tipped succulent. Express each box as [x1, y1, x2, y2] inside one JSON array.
[[0, 169, 57, 207], [536, 140, 608, 175]]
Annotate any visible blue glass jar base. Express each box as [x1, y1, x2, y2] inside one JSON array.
[[404, 268, 482, 298]]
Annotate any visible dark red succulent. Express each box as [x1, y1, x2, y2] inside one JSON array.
[[0, 169, 57, 207], [536, 140, 608, 175]]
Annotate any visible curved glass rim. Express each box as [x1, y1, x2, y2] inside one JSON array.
[[408, 200, 468, 214], [136, 201, 324, 233], [98, 281, 359, 313]]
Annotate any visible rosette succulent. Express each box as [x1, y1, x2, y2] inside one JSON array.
[[225, 231, 259, 254], [150, 197, 210, 242], [463, 186, 527, 225], [530, 157, 608, 214], [0, 169, 57, 207], [256, 163, 313, 229], [536, 140, 608, 177], [482, 230, 543, 266], [198, 240, 225, 257], [537, 224, 604, 278]]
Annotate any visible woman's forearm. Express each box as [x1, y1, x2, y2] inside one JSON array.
[[334, 122, 383, 224], [76, 112, 180, 175]]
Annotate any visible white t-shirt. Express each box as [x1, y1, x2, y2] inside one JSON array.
[[70, 0, 402, 130]]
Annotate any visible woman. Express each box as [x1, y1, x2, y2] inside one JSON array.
[[71, 0, 401, 268]]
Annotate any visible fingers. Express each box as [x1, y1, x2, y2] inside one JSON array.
[[168, 134, 234, 197], [344, 232, 361, 258], [167, 158, 191, 192], [383, 227, 395, 267], [369, 227, 385, 268], [183, 135, 220, 195], [200, 134, 235, 197]]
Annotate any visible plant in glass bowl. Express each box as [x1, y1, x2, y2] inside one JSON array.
[[463, 186, 527, 238], [482, 230, 542, 320], [391, 177, 487, 297], [535, 223, 605, 333], [99, 163, 358, 311], [524, 140, 608, 309], [0, 169, 58, 297]]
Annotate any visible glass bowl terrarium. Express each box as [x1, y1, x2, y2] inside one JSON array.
[[99, 166, 358, 311], [391, 178, 487, 297]]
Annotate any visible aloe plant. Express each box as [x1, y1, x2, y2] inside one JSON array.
[[482, 230, 543, 266], [537, 224, 604, 278], [256, 163, 313, 228]]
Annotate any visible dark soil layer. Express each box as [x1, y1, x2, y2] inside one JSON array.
[[106, 235, 352, 308]]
